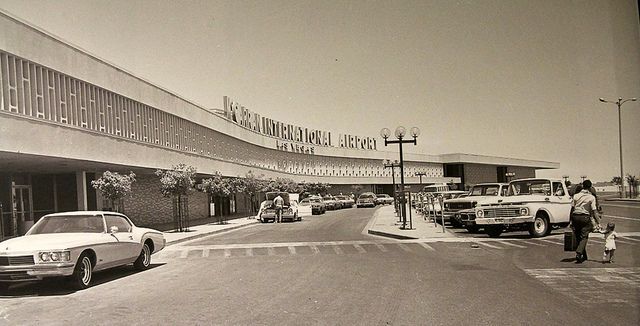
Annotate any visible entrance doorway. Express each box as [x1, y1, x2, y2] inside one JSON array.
[[12, 184, 34, 235]]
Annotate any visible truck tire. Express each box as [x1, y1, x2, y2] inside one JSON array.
[[486, 226, 503, 238], [529, 214, 550, 237], [465, 225, 480, 233]]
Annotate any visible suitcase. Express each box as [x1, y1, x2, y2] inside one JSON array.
[[564, 230, 577, 251]]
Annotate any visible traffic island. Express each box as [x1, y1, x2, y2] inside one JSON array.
[[366, 205, 456, 239]]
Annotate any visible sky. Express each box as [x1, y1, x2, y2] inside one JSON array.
[[0, 0, 639, 183]]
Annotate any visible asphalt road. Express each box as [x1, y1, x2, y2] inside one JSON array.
[[1, 205, 638, 325]]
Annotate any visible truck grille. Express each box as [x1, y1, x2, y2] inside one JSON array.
[[448, 202, 473, 210], [0, 255, 35, 266], [483, 208, 521, 218]]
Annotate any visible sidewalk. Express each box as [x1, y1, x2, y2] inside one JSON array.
[[367, 205, 456, 240], [163, 216, 259, 246]]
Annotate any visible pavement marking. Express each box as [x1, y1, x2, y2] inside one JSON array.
[[477, 242, 503, 249], [540, 239, 563, 245], [309, 245, 320, 254], [333, 246, 344, 255], [375, 244, 388, 252], [615, 239, 637, 245], [601, 203, 640, 209], [418, 242, 436, 251], [267, 247, 276, 256], [288, 246, 296, 255], [518, 240, 547, 247], [353, 244, 367, 253], [223, 249, 231, 258], [602, 214, 640, 222], [202, 249, 210, 258], [246, 248, 253, 257], [620, 236, 640, 242], [397, 243, 413, 252], [499, 241, 527, 248], [179, 250, 189, 258]]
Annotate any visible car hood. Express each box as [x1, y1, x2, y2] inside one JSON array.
[[476, 195, 550, 206], [444, 196, 496, 203], [0, 233, 107, 252]]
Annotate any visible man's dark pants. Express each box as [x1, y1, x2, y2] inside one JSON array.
[[572, 213, 593, 259], [275, 207, 282, 223]]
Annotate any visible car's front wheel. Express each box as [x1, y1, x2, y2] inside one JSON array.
[[69, 253, 93, 290], [529, 215, 550, 237], [465, 225, 480, 233], [485, 226, 503, 238], [134, 242, 152, 270]]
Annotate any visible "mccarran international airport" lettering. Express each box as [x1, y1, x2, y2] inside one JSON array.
[[223, 96, 377, 152]]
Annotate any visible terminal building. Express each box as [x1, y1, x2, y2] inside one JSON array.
[[0, 11, 557, 239]]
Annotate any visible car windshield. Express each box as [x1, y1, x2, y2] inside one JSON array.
[[309, 198, 322, 203], [27, 215, 105, 234], [508, 180, 552, 196], [377, 194, 389, 198], [359, 194, 374, 199], [470, 185, 500, 196]]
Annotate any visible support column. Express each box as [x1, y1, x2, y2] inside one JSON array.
[[76, 171, 88, 211]]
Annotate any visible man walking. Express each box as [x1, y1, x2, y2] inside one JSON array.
[[273, 194, 284, 223], [571, 179, 601, 263]]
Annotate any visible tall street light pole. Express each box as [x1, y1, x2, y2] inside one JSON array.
[[600, 97, 637, 197], [505, 172, 516, 183], [380, 126, 420, 229]]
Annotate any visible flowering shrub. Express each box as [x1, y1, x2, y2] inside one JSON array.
[[91, 171, 136, 201], [155, 164, 197, 197]]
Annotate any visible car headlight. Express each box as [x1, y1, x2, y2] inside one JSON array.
[[39, 251, 71, 263], [519, 207, 528, 216], [444, 203, 449, 209], [472, 201, 477, 208], [476, 209, 484, 218]]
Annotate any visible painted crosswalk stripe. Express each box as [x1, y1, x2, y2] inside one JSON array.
[[540, 239, 562, 245], [478, 242, 503, 249], [180, 250, 189, 258], [202, 249, 210, 258], [224, 249, 231, 258], [500, 241, 527, 248], [246, 248, 253, 257], [288, 246, 297, 255], [518, 240, 546, 247], [397, 243, 413, 252], [353, 244, 366, 253], [333, 246, 344, 255], [309, 245, 320, 254], [616, 239, 636, 245], [375, 244, 388, 252], [418, 242, 436, 251], [620, 236, 640, 242], [267, 247, 276, 256]]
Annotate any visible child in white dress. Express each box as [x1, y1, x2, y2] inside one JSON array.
[[601, 222, 617, 263]]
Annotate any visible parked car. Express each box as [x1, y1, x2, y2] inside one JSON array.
[[322, 195, 339, 210], [299, 196, 326, 215], [334, 195, 354, 208], [356, 192, 377, 208], [258, 192, 300, 222], [474, 178, 572, 237], [0, 211, 165, 291], [444, 183, 508, 231], [375, 194, 394, 205], [421, 191, 467, 216]]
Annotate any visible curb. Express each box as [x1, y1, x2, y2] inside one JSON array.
[[166, 220, 260, 246], [367, 229, 418, 240], [604, 198, 640, 203]]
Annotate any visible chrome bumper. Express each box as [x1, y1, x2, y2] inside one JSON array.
[[0, 263, 75, 281], [475, 216, 534, 225]]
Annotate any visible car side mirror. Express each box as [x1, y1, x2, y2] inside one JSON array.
[[110, 226, 119, 234]]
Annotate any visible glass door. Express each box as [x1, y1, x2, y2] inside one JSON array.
[[12, 184, 34, 235]]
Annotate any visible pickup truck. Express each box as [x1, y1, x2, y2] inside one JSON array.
[[444, 183, 508, 232], [258, 192, 300, 223], [473, 178, 571, 237]]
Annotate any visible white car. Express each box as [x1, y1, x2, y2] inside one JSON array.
[[0, 211, 165, 291]]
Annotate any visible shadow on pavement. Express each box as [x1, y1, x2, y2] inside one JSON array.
[[0, 263, 164, 298]]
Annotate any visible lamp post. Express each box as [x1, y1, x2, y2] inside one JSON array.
[[415, 172, 427, 185], [581, 175, 587, 182], [380, 126, 420, 229], [505, 172, 516, 182], [599, 97, 637, 197], [383, 159, 401, 215], [562, 175, 569, 185]]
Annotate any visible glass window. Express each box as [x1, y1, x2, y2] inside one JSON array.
[[105, 215, 132, 233], [28, 215, 105, 234], [552, 182, 565, 196]]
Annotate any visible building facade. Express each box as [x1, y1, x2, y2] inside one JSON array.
[[0, 11, 558, 239]]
